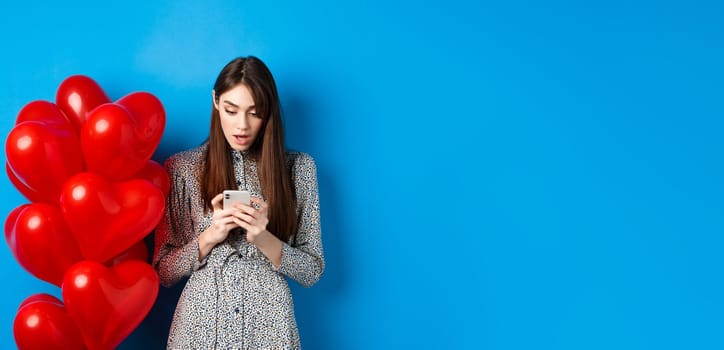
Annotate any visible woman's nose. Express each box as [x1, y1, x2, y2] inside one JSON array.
[[237, 116, 249, 130]]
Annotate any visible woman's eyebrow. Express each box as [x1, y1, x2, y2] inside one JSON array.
[[222, 100, 255, 110], [222, 100, 239, 108]]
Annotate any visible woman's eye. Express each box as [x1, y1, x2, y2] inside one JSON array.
[[249, 111, 259, 118], [225, 109, 237, 115]]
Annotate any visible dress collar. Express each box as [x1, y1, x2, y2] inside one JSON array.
[[231, 149, 251, 163]]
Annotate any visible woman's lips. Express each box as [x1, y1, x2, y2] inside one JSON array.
[[234, 135, 250, 145]]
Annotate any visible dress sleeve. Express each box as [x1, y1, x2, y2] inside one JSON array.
[[153, 156, 205, 288], [276, 153, 325, 287]]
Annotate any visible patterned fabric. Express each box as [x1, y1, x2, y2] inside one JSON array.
[[153, 143, 324, 349]]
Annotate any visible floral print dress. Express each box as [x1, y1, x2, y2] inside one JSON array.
[[153, 143, 324, 349]]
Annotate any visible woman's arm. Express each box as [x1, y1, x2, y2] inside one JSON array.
[[236, 153, 324, 287], [153, 156, 205, 288], [227, 152, 325, 287], [250, 230, 282, 267], [276, 153, 325, 287]]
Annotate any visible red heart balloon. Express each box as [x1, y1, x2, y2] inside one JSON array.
[[62, 260, 159, 350], [59, 172, 164, 262], [81, 92, 165, 181], [6, 121, 84, 204], [4, 204, 29, 261], [15, 100, 75, 133], [136, 160, 170, 196], [115, 92, 165, 148], [18, 293, 63, 309], [6, 164, 46, 203], [5, 203, 84, 286], [56, 75, 111, 132], [106, 239, 149, 267], [14, 293, 85, 350]]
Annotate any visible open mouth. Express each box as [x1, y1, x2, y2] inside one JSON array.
[[234, 135, 250, 144]]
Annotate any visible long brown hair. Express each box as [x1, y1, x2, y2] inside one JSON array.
[[201, 56, 297, 242]]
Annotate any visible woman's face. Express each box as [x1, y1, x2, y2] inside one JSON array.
[[214, 84, 263, 151]]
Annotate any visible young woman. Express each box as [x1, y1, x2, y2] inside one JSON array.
[[153, 56, 324, 349]]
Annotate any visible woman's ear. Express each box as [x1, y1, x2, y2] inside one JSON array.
[[212, 90, 218, 110]]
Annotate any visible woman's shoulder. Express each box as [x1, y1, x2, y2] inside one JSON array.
[[286, 151, 318, 185], [286, 151, 316, 169], [164, 144, 207, 172]]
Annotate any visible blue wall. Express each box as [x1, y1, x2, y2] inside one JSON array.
[[2, 0, 724, 349]]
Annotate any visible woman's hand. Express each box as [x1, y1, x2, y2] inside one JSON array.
[[232, 197, 270, 243], [198, 193, 239, 260], [231, 196, 282, 267]]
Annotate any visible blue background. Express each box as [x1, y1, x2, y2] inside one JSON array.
[[1, 0, 723, 349]]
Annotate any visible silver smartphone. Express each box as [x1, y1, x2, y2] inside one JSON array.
[[223, 190, 251, 210]]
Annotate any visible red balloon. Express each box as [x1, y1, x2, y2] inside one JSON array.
[[81, 96, 164, 181], [59, 172, 164, 262], [14, 293, 85, 350], [5, 203, 84, 286], [6, 164, 46, 203], [56, 75, 111, 132], [62, 260, 159, 350], [106, 239, 149, 266], [135, 160, 170, 196], [116, 92, 165, 148], [5, 121, 84, 204], [18, 294, 63, 309], [15, 100, 75, 134], [4, 204, 29, 261]]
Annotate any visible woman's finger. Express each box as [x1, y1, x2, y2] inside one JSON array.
[[250, 197, 268, 211], [234, 203, 262, 216], [232, 217, 248, 229], [211, 193, 224, 211], [250, 197, 266, 206], [234, 211, 257, 224]]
